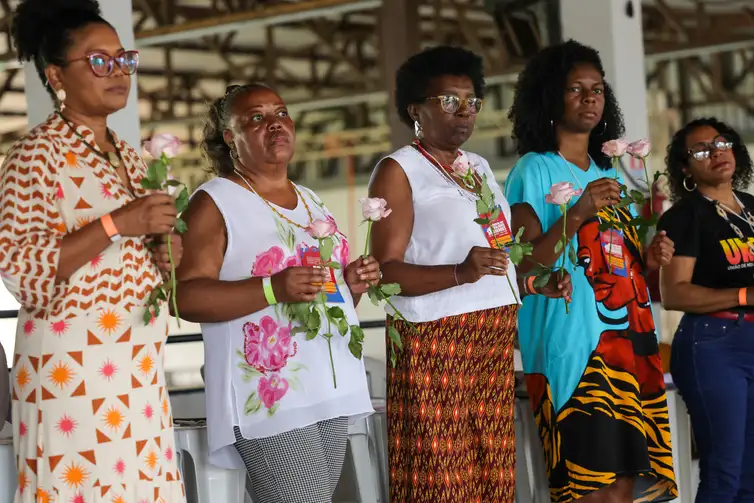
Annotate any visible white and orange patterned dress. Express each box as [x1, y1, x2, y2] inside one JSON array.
[[0, 113, 186, 503]]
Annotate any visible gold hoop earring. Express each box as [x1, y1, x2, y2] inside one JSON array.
[[683, 176, 697, 192]]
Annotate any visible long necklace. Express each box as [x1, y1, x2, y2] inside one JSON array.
[[412, 140, 482, 197], [57, 112, 122, 168], [704, 194, 754, 253], [233, 168, 314, 230], [557, 151, 621, 224]]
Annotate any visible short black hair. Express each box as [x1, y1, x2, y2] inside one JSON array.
[[508, 39, 625, 170], [395, 45, 485, 128], [11, 0, 112, 97], [665, 117, 753, 201], [201, 83, 272, 176]]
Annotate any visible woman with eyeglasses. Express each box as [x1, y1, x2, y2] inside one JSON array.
[[368, 45, 572, 502], [659, 117, 754, 502], [1, 1, 186, 501]]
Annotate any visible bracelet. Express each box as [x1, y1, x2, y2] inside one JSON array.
[[263, 277, 278, 306], [526, 276, 537, 295], [100, 214, 121, 243], [739, 287, 747, 307], [453, 264, 460, 286]]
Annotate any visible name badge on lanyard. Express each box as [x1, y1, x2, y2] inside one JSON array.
[[600, 229, 629, 277], [299, 245, 345, 303], [482, 205, 514, 249]]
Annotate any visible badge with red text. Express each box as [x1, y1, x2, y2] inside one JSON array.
[[482, 206, 514, 249], [600, 228, 628, 277], [299, 245, 345, 303]]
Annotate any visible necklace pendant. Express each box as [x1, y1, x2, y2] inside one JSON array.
[[107, 152, 121, 168]]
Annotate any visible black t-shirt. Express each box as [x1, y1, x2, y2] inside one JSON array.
[[657, 190, 754, 290]]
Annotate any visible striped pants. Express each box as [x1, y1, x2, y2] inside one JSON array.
[[233, 417, 348, 503]]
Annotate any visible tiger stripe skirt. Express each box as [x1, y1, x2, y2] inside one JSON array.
[[387, 305, 518, 503]]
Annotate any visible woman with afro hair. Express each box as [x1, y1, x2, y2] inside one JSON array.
[[658, 118, 754, 502], [368, 45, 572, 502], [2, 0, 186, 501], [504, 40, 678, 502]]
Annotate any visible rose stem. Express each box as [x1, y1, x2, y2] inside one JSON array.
[[167, 235, 181, 327], [562, 205, 569, 314], [363, 220, 373, 258]]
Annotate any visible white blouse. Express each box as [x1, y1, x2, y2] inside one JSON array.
[[198, 178, 373, 469]]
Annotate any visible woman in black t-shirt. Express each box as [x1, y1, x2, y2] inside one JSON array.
[[658, 117, 754, 502]]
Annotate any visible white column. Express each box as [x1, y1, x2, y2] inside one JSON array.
[[24, 0, 140, 148]]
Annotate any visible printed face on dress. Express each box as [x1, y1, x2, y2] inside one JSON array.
[[577, 219, 649, 311], [683, 124, 736, 188], [559, 63, 605, 134], [46, 23, 132, 116], [225, 87, 295, 168], [411, 74, 479, 149]]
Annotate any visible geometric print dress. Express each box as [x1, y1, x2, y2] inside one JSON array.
[[0, 113, 186, 503]]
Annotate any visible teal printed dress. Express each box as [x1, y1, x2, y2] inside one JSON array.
[[504, 152, 677, 503]]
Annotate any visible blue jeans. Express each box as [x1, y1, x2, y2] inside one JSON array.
[[671, 314, 754, 503]]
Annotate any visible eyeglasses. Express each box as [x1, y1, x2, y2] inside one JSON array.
[[66, 51, 140, 77], [688, 135, 734, 161], [426, 95, 483, 115]]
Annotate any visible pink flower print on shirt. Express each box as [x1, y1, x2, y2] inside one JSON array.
[[251, 245, 303, 278], [258, 373, 289, 409], [22, 320, 34, 336], [243, 316, 297, 373]]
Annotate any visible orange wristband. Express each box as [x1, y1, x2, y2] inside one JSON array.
[[739, 287, 748, 307], [100, 214, 121, 242], [526, 276, 537, 295]]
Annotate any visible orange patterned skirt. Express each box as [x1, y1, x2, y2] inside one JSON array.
[[387, 305, 518, 503]]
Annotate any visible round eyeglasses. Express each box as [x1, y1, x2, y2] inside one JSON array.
[[688, 135, 734, 161], [66, 51, 140, 77], [426, 95, 483, 115]]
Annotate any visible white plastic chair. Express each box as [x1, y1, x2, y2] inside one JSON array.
[[0, 437, 15, 503], [174, 420, 249, 503], [515, 397, 552, 503], [347, 415, 381, 503]]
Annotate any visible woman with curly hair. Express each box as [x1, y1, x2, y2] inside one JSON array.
[[504, 40, 678, 502], [368, 45, 572, 502], [658, 117, 754, 502]]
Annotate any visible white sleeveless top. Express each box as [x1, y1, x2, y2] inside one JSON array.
[[371, 145, 519, 323], [198, 178, 373, 470]]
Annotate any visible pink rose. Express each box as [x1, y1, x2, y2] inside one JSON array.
[[601, 139, 629, 158], [307, 219, 338, 239], [450, 152, 472, 177], [258, 373, 289, 409], [144, 133, 181, 159], [243, 316, 297, 373], [545, 182, 583, 206], [359, 197, 392, 222], [627, 139, 651, 158], [337, 239, 350, 267]]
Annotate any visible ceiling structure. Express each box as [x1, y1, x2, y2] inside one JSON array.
[[0, 0, 749, 184]]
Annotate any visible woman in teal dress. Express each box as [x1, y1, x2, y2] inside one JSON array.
[[504, 40, 678, 503]]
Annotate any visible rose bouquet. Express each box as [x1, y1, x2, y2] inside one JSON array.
[[139, 134, 189, 326]]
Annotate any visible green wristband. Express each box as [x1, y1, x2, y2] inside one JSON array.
[[263, 276, 278, 305]]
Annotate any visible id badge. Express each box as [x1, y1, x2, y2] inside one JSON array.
[[299, 245, 345, 303], [600, 229, 628, 277], [482, 206, 514, 249]]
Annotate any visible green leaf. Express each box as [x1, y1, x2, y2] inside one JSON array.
[[390, 348, 397, 368], [328, 262, 341, 270], [142, 308, 153, 325], [380, 283, 401, 296], [480, 175, 493, 205], [520, 243, 534, 255], [388, 326, 403, 351], [174, 218, 188, 234], [515, 226, 525, 242], [630, 190, 645, 203], [267, 403, 280, 416], [369, 290, 382, 306], [327, 306, 345, 320], [316, 292, 328, 304], [337, 318, 349, 336], [568, 244, 578, 266], [291, 326, 309, 336], [490, 206, 501, 220], [475, 199, 489, 216], [244, 392, 262, 415], [349, 336, 363, 359], [237, 362, 262, 382], [288, 376, 301, 392], [654, 171, 664, 182], [166, 178, 182, 187], [473, 218, 490, 225], [140, 178, 162, 190], [306, 309, 321, 330], [646, 212, 659, 226], [598, 221, 611, 232], [508, 244, 523, 265], [146, 161, 159, 182], [155, 162, 168, 184], [554, 240, 564, 254], [291, 302, 310, 321], [533, 271, 551, 289], [306, 329, 318, 341], [319, 238, 334, 263], [351, 325, 365, 342], [174, 187, 190, 213]]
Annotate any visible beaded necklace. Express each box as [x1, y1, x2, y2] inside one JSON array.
[[412, 140, 483, 199]]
